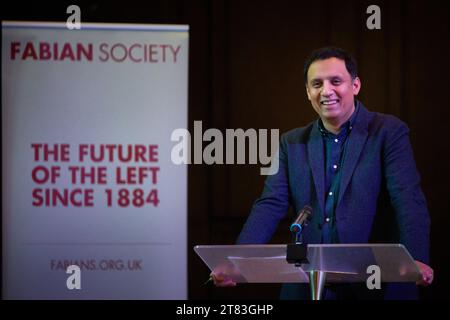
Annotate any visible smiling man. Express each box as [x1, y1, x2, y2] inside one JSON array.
[[213, 47, 433, 299], [306, 56, 360, 134]]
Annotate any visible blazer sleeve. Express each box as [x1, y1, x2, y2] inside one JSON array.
[[236, 133, 291, 244], [383, 120, 431, 263]]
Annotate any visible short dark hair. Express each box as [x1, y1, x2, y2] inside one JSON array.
[[303, 47, 358, 84]]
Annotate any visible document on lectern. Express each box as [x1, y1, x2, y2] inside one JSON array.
[[228, 255, 309, 283]]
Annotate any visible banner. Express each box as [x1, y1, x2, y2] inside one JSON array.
[[2, 21, 188, 299]]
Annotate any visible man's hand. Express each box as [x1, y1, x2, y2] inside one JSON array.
[[210, 271, 237, 287], [415, 260, 434, 286]]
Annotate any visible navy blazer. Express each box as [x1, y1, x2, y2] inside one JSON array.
[[237, 101, 430, 264]]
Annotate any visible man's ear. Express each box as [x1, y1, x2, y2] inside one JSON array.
[[352, 77, 361, 95], [306, 85, 312, 101]]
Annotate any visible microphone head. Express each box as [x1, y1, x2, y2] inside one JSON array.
[[290, 205, 312, 233]]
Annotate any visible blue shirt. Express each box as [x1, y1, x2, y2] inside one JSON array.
[[318, 104, 359, 243]]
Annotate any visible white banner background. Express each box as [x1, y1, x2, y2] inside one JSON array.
[[2, 22, 188, 299]]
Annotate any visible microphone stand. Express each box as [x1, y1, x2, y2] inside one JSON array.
[[286, 225, 309, 266]]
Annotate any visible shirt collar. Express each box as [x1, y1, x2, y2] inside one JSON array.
[[318, 100, 359, 137]]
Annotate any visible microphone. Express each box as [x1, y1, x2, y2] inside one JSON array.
[[290, 205, 312, 234], [286, 205, 313, 265]]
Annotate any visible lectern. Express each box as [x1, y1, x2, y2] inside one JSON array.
[[194, 244, 421, 300]]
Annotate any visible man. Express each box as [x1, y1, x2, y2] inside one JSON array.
[[212, 47, 433, 299]]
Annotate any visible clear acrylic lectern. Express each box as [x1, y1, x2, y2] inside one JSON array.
[[194, 244, 421, 300]]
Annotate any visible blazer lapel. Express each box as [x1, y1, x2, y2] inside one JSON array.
[[308, 121, 325, 214], [337, 104, 370, 207]]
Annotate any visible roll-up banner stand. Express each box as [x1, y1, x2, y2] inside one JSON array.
[[2, 21, 188, 299]]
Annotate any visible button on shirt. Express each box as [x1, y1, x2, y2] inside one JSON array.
[[318, 105, 359, 244]]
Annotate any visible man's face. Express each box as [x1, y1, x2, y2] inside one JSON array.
[[306, 57, 361, 126]]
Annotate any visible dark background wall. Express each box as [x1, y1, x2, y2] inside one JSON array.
[[2, 0, 450, 299]]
